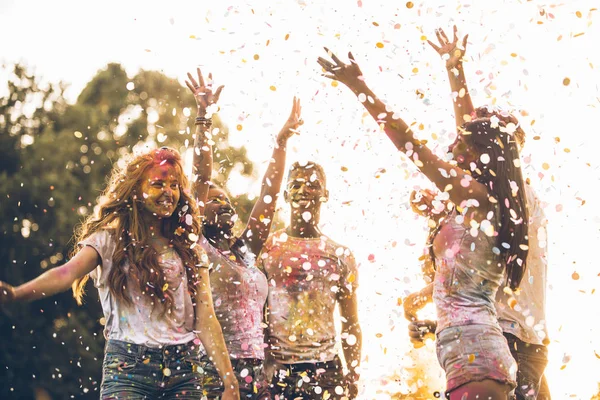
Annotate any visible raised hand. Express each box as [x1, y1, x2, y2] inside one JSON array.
[[427, 26, 468, 70], [276, 96, 302, 146], [0, 281, 16, 304], [185, 67, 225, 114], [317, 47, 364, 90]]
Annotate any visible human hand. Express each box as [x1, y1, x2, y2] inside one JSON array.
[[344, 372, 360, 399], [409, 188, 438, 217], [317, 48, 365, 90], [185, 67, 224, 115], [221, 384, 241, 400], [277, 96, 302, 146], [0, 281, 16, 304], [427, 25, 468, 70], [408, 320, 437, 347]]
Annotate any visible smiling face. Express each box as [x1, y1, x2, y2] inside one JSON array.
[[139, 163, 181, 218], [284, 165, 328, 211], [204, 187, 237, 230]]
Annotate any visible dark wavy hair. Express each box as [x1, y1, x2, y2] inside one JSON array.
[[462, 119, 529, 289]]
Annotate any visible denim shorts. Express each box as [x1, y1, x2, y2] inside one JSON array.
[[198, 354, 271, 399], [100, 339, 203, 399], [436, 324, 517, 393]]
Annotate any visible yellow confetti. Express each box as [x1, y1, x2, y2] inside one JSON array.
[[510, 53, 518, 57], [372, 21, 379, 26], [376, 42, 384, 48], [406, 1, 414, 8], [253, 54, 260, 60], [576, 11, 582, 18], [508, 297, 517, 309], [542, 163, 550, 170], [143, 358, 150, 365], [420, 35, 427, 41], [162, 283, 169, 291], [285, 33, 290, 40], [163, 367, 172, 376], [189, 35, 196, 39], [347, 272, 356, 283], [468, 354, 476, 363], [563, 77, 571, 86], [331, 80, 338, 87], [412, 67, 419, 73], [236, 124, 243, 131], [341, 166, 348, 171], [376, 333, 383, 338], [269, 86, 277, 91], [572, 271, 580, 280]]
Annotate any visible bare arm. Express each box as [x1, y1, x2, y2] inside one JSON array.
[[185, 68, 224, 214], [242, 97, 302, 256], [194, 267, 240, 399], [317, 50, 490, 211], [338, 290, 362, 396], [0, 246, 99, 303], [403, 283, 433, 321], [428, 26, 474, 129]]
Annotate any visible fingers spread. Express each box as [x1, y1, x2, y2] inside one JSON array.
[[427, 40, 441, 52], [196, 67, 205, 88]]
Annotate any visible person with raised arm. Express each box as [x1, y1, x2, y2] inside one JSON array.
[[187, 68, 302, 399], [260, 161, 362, 400], [403, 27, 552, 400], [318, 42, 529, 398], [0, 67, 239, 400]]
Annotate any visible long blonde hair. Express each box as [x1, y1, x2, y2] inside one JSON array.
[[71, 147, 203, 315]]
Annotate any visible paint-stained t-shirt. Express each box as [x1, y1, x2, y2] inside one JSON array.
[[432, 207, 504, 333], [260, 230, 358, 363], [80, 230, 205, 347], [199, 235, 269, 359]]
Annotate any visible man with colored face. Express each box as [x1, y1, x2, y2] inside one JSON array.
[[261, 161, 362, 399]]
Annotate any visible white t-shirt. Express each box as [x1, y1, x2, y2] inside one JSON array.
[[496, 185, 549, 345], [80, 230, 206, 347]]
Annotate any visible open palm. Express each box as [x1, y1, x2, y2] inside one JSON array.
[[185, 67, 224, 112], [317, 47, 364, 89], [427, 26, 468, 70]]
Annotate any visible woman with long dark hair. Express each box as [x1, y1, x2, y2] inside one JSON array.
[[318, 48, 528, 398], [186, 67, 302, 399]]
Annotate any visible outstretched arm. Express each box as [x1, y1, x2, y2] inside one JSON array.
[[185, 68, 224, 214], [317, 49, 489, 211], [194, 267, 240, 400], [0, 246, 99, 304], [428, 26, 474, 130], [242, 97, 302, 256]]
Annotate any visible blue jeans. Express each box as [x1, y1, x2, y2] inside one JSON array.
[[198, 355, 271, 399], [100, 339, 203, 399], [269, 356, 350, 400], [504, 333, 551, 400]]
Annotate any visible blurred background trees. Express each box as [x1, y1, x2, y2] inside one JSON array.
[[0, 63, 256, 399]]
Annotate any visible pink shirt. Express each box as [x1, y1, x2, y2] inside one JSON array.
[[199, 235, 269, 359], [260, 230, 358, 363]]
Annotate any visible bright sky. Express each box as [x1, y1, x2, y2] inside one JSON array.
[[2, 0, 600, 398]]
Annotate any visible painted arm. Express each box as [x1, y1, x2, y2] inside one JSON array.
[[194, 267, 240, 400], [403, 283, 433, 322], [185, 68, 224, 214], [0, 246, 99, 303], [242, 97, 302, 256], [317, 50, 490, 211], [427, 26, 474, 129]]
